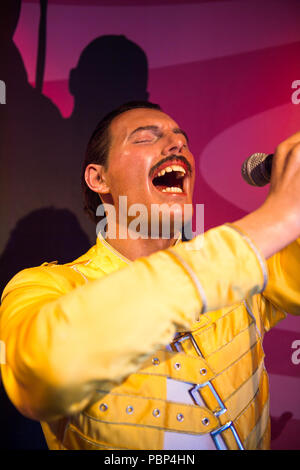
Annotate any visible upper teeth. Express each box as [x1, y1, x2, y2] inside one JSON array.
[[156, 165, 186, 178]]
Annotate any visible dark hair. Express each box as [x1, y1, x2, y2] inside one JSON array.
[[81, 100, 162, 224]]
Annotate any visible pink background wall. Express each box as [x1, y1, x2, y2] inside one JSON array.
[[1, 0, 300, 450]]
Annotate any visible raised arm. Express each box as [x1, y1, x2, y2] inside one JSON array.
[[1, 131, 300, 422], [0, 224, 266, 422]]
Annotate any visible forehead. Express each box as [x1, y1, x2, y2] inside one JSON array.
[[109, 108, 179, 142]]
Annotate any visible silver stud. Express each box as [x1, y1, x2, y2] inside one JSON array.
[[152, 357, 160, 366], [200, 368, 207, 376], [177, 413, 184, 422], [99, 403, 108, 412], [202, 417, 210, 426], [126, 406, 134, 414], [153, 408, 160, 418], [174, 362, 181, 370]]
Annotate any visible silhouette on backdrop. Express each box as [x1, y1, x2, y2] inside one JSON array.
[[0, 0, 63, 254], [0, 208, 90, 449], [0, 208, 91, 294], [1, 1, 149, 449], [0, 2, 150, 281], [61, 34, 149, 242]]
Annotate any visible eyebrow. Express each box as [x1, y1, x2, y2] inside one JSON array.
[[128, 125, 189, 143]]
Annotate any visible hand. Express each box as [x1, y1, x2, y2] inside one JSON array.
[[233, 131, 300, 259], [264, 131, 300, 230]]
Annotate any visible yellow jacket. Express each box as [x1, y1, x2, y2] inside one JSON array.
[[1, 224, 300, 450]]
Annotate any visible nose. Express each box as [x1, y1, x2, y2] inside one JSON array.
[[162, 132, 186, 156]]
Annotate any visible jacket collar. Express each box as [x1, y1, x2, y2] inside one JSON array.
[[96, 231, 131, 265], [95, 231, 182, 270]]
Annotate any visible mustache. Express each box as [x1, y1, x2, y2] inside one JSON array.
[[149, 155, 192, 179]]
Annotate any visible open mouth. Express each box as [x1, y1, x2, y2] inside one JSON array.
[[151, 163, 187, 194]]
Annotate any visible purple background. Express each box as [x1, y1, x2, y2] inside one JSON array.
[[1, 0, 300, 449]]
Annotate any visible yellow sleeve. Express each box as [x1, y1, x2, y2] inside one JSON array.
[[0, 224, 266, 422], [259, 238, 300, 331]]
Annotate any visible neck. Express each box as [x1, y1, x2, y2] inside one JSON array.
[[103, 224, 180, 261]]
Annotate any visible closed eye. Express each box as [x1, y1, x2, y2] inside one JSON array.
[[129, 126, 163, 144], [134, 139, 153, 143]]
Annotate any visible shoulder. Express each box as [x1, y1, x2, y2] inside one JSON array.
[[1, 247, 98, 303]]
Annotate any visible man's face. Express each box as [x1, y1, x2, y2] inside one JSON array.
[[102, 107, 195, 235]]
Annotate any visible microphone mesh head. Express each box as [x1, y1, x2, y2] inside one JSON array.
[[241, 152, 271, 187]]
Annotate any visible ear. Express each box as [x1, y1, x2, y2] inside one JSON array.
[[84, 164, 110, 195]]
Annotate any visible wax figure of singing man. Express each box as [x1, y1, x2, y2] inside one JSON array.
[[1, 101, 300, 450]]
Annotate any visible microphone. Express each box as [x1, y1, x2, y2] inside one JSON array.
[[241, 153, 273, 187]]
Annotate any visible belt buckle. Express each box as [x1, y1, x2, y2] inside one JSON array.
[[211, 421, 244, 450], [191, 382, 244, 450], [172, 332, 204, 357], [189, 382, 227, 417], [172, 332, 244, 450]]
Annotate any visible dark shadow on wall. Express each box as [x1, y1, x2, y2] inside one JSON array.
[[1, 2, 149, 256], [1, 0, 149, 449], [0, 385, 48, 450], [0, 208, 91, 294], [59, 34, 149, 242], [271, 413, 293, 443], [0, 208, 91, 450]]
